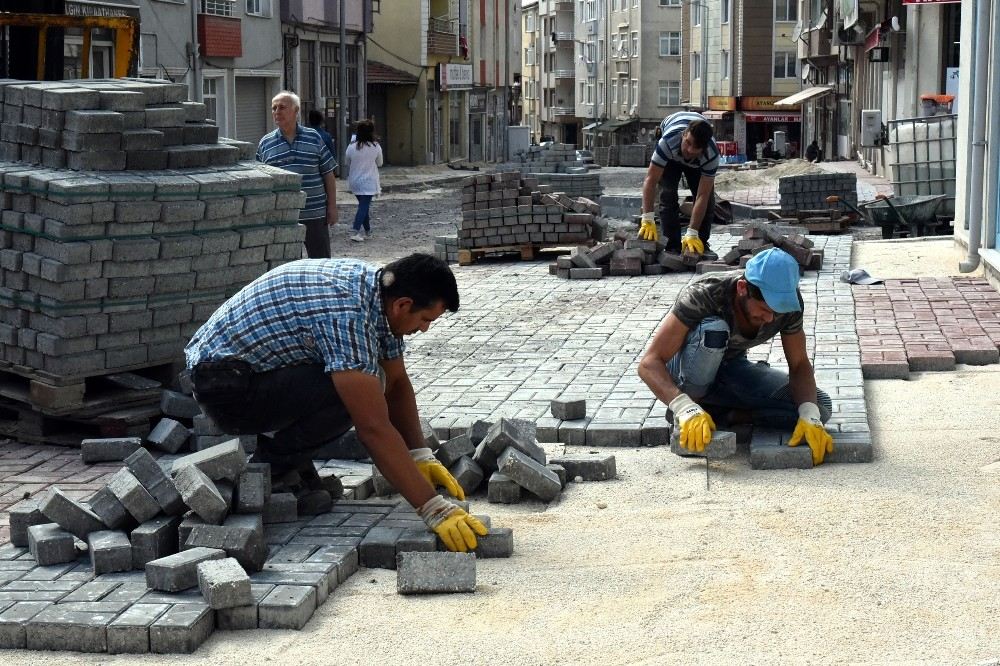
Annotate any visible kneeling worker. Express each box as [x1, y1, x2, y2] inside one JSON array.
[[185, 253, 487, 551], [637, 248, 835, 465]]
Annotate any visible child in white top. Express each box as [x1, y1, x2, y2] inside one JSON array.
[[344, 120, 383, 242]]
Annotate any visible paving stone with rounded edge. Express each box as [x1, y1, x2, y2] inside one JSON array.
[[197, 557, 252, 609], [473, 527, 514, 558], [25, 605, 116, 652], [107, 468, 161, 523], [549, 453, 617, 480], [124, 448, 185, 515], [0, 601, 54, 649], [257, 585, 317, 630], [496, 448, 562, 502], [148, 603, 215, 654], [87, 530, 132, 574], [87, 486, 131, 530], [184, 523, 267, 573], [669, 430, 738, 460], [9, 502, 46, 547], [171, 439, 247, 482], [487, 472, 521, 504], [131, 515, 182, 569], [396, 551, 476, 594], [40, 487, 105, 540], [107, 603, 170, 654], [27, 523, 76, 566], [174, 464, 227, 524], [215, 584, 273, 630], [80, 437, 142, 464], [146, 418, 190, 454], [145, 547, 226, 592]]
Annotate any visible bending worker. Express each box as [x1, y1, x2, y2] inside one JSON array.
[[185, 253, 487, 551], [638, 111, 720, 258], [637, 248, 835, 466]]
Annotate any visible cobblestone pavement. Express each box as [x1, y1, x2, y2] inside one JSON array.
[[856, 276, 1000, 379], [405, 230, 870, 450]]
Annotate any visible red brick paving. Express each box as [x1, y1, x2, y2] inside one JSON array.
[[855, 277, 1000, 378]]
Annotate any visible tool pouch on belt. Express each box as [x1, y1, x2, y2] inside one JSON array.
[[191, 357, 254, 404]]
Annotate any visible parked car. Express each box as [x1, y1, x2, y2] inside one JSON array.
[[576, 149, 600, 169]]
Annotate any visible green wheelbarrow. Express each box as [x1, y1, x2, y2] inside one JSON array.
[[827, 193, 946, 239]]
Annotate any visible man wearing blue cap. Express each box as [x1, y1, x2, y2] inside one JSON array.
[[637, 247, 834, 465]]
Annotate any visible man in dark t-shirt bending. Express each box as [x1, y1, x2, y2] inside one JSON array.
[[637, 248, 834, 465]]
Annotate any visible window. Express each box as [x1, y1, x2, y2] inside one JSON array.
[[659, 31, 680, 56], [658, 80, 680, 106], [525, 13, 535, 33], [611, 80, 617, 103], [580, 81, 586, 100], [598, 38, 604, 61], [774, 52, 797, 78], [612, 34, 619, 55], [372, 0, 380, 11], [525, 48, 534, 66], [633, 0, 639, 8], [659, 0, 682, 5], [203, 78, 219, 123], [721, 0, 730, 23], [586, 82, 593, 104], [200, 0, 234, 16], [693, 3, 702, 26], [631, 79, 638, 106], [722, 49, 730, 79], [776, 0, 797, 22], [245, 0, 270, 17], [598, 82, 605, 106], [631, 32, 638, 58], [692, 52, 701, 79]]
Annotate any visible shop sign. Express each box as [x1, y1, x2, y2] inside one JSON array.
[[708, 96, 736, 111], [65, 0, 140, 18], [438, 63, 473, 91], [469, 90, 486, 113], [744, 113, 801, 123], [902, 0, 960, 4], [740, 96, 795, 112]]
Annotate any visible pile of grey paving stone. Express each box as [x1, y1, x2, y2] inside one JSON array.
[[458, 171, 602, 250], [0, 77, 305, 387], [505, 142, 587, 174], [778, 172, 857, 214], [548, 221, 825, 280]]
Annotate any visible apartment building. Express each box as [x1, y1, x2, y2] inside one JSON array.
[[522, 1, 542, 141], [137, 0, 283, 146], [520, 0, 577, 146], [369, 0, 518, 165]]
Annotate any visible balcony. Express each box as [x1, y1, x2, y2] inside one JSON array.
[[553, 69, 574, 78], [554, 31, 574, 41], [428, 16, 459, 56], [615, 61, 630, 76], [806, 26, 835, 61], [549, 106, 575, 116]]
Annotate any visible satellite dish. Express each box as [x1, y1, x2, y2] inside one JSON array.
[[801, 62, 811, 82], [890, 16, 900, 32], [640, 127, 647, 135]]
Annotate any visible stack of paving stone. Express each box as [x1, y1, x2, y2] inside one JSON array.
[[0, 78, 305, 408], [546, 229, 712, 280], [778, 172, 857, 214], [372, 415, 617, 505], [457, 171, 599, 250], [432, 233, 459, 263], [716, 222, 824, 271], [506, 142, 583, 173]]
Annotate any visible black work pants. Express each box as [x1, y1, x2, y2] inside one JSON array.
[[303, 219, 331, 259], [190, 359, 352, 469], [657, 160, 715, 253]]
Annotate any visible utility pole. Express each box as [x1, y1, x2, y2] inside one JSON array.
[[338, 0, 347, 172], [190, 0, 202, 102]]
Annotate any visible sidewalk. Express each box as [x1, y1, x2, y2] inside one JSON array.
[[335, 162, 490, 196]]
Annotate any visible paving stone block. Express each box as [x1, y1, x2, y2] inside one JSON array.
[[160, 390, 202, 419], [0, 601, 53, 649], [670, 430, 738, 460], [147, 418, 190, 454], [396, 551, 476, 594], [145, 547, 226, 592], [88, 486, 130, 530], [497, 448, 562, 502], [40, 487, 105, 540], [549, 453, 617, 481], [472, 439, 499, 473], [81, 437, 141, 464], [108, 468, 161, 523], [467, 419, 493, 446], [235, 467, 268, 514], [131, 515, 182, 569], [826, 432, 875, 464], [174, 464, 228, 524], [449, 456, 484, 495], [172, 439, 247, 481], [434, 434, 475, 468], [359, 527, 404, 569], [395, 528, 437, 556], [177, 513, 206, 549], [149, 603, 215, 654], [551, 398, 586, 420], [487, 472, 521, 504], [215, 584, 272, 630], [482, 418, 545, 464], [197, 557, 252, 609], [27, 523, 76, 566], [184, 523, 267, 572], [24, 605, 115, 652], [262, 493, 297, 524], [87, 530, 132, 574], [107, 603, 170, 654], [9, 502, 46, 547], [749, 434, 813, 470], [257, 585, 316, 630], [546, 464, 567, 488], [474, 527, 514, 558], [125, 448, 185, 515]]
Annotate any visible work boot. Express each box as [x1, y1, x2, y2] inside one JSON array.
[[296, 489, 333, 515]]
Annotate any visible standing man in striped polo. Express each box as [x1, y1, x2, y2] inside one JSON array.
[[637, 111, 720, 259], [257, 91, 338, 259]]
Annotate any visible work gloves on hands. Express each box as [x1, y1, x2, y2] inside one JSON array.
[[787, 402, 834, 465], [638, 212, 659, 242], [418, 495, 489, 552], [681, 227, 705, 255], [669, 393, 716, 453], [410, 448, 465, 500]]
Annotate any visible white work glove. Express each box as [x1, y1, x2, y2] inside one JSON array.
[[417, 495, 488, 552], [638, 212, 659, 241], [669, 393, 716, 453], [681, 226, 704, 255], [410, 448, 465, 500]]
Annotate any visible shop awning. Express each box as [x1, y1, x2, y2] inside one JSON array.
[[596, 118, 636, 132], [582, 122, 600, 131], [773, 86, 834, 107], [703, 110, 732, 120], [367, 62, 419, 85]]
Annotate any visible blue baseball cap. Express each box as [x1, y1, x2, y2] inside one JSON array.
[[744, 248, 801, 313]]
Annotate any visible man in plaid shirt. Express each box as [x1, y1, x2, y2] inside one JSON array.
[[185, 254, 488, 552]]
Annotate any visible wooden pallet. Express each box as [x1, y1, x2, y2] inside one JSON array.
[[0, 397, 160, 447], [457, 241, 593, 266], [0, 361, 182, 418]]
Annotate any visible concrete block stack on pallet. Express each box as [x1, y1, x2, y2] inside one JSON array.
[[457, 171, 600, 251], [507, 142, 583, 174], [778, 172, 857, 215], [372, 415, 617, 507], [432, 234, 459, 263], [0, 78, 305, 414]]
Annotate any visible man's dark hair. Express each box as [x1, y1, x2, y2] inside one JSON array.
[[745, 279, 765, 302], [686, 119, 714, 149], [381, 253, 459, 312], [307, 109, 325, 128]]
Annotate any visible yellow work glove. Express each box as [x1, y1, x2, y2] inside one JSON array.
[[638, 212, 659, 241], [417, 495, 489, 552], [669, 393, 716, 453], [681, 227, 704, 255], [787, 402, 834, 466], [410, 448, 465, 500]]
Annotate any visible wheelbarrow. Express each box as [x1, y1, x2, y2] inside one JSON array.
[[826, 194, 946, 239]]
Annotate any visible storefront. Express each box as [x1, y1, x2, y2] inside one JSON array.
[[741, 95, 803, 159], [704, 96, 737, 161]]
